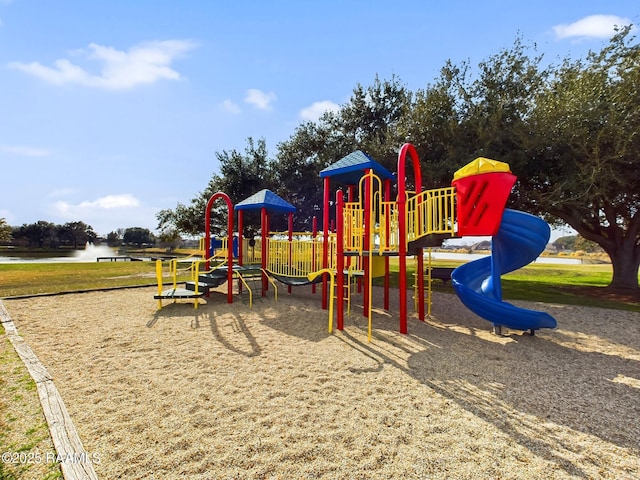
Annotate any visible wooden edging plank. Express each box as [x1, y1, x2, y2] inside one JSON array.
[[0, 300, 99, 480]]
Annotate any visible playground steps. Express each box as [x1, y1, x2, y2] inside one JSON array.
[[154, 287, 204, 300], [184, 269, 234, 295], [340, 269, 363, 315], [232, 267, 266, 305], [199, 271, 231, 286], [184, 281, 211, 295]]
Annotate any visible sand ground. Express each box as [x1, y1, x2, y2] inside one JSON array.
[[3, 284, 640, 479]]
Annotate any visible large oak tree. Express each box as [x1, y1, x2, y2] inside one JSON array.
[[525, 28, 640, 291]]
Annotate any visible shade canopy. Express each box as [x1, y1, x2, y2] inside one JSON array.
[[319, 150, 395, 185], [234, 189, 296, 214]]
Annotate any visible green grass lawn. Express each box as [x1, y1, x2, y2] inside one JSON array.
[[0, 261, 159, 298], [375, 258, 639, 312], [0, 334, 63, 480]]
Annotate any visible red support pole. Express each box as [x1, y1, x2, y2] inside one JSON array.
[[397, 177, 407, 332], [335, 190, 345, 330], [397, 143, 423, 333], [347, 185, 358, 292], [384, 178, 391, 311], [322, 177, 330, 310], [205, 192, 234, 304], [261, 208, 268, 297], [363, 169, 372, 317], [238, 211, 244, 267], [237, 210, 244, 294]]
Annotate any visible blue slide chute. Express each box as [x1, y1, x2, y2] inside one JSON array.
[[451, 209, 557, 332]]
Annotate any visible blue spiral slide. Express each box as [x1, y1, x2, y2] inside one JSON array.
[[451, 209, 557, 333]]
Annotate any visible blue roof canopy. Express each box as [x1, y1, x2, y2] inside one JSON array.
[[234, 189, 296, 214], [319, 150, 395, 185]]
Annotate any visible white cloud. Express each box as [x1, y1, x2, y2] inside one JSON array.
[[299, 100, 341, 122], [553, 15, 634, 40], [8, 40, 198, 90], [244, 88, 276, 110], [53, 194, 140, 215], [0, 144, 50, 157], [49, 194, 151, 234], [222, 99, 241, 114]]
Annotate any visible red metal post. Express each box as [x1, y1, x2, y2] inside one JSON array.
[[397, 143, 423, 333], [322, 177, 330, 310], [384, 178, 391, 311], [335, 190, 345, 330], [205, 192, 234, 304], [363, 169, 372, 317], [238, 210, 244, 267], [348, 185, 361, 293], [237, 209, 244, 294], [261, 208, 268, 296]]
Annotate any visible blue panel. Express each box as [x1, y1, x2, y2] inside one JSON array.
[[319, 150, 395, 185], [235, 189, 296, 213]]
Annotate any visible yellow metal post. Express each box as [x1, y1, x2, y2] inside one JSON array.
[[427, 248, 433, 316], [155, 259, 163, 310], [308, 269, 335, 333], [194, 261, 200, 309]]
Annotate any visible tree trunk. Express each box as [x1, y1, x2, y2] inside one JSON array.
[[607, 243, 640, 291], [562, 210, 640, 292]]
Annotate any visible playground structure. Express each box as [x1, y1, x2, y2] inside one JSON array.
[[155, 143, 556, 336]]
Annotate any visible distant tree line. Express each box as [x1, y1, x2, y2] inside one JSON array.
[[158, 27, 639, 291], [0, 219, 155, 248], [553, 236, 603, 254], [0, 218, 11, 243]]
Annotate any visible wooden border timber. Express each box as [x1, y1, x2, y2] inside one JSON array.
[[0, 300, 98, 480]]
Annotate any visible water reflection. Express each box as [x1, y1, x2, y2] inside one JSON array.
[[0, 242, 116, 263], [0, 247, 581, 265]]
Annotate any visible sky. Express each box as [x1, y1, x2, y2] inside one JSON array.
[[0, 1, 637, 238]]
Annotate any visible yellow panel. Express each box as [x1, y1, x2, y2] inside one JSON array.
[[371, 255, 386, 278]]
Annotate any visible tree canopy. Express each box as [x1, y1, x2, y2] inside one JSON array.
[[159, 28, 640, 291], [0, 218, 12, 243], [122, 227, 154, 247], [526, 28, 640, 290], [58, 221, 97, 248]]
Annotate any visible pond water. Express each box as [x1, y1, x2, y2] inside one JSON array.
[[0, 243, 117, 264], [0, 246, 582, 265]]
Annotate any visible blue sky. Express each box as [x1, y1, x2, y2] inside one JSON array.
[[0, 1, 637, 237]]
